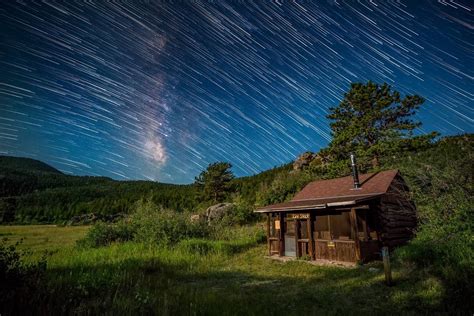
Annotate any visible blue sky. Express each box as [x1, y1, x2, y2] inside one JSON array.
[[0, 1, 472, 183]]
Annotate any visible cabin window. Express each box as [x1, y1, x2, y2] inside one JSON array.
[[300, 220, 308, 239], [314, 212, 352, 241], [356, 210, 377, 241], [284, 218, 295, 236], [330, 212, 352, 240], [314, 215, 329, 240]]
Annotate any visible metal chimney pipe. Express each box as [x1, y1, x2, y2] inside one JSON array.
[[350, 153, 360, 189]]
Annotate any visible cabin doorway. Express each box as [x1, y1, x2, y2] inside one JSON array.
[[284, 216, 312, 258], [284, 217, 296, 256]]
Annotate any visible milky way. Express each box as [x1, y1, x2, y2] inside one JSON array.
[[0, 1, 472, 183]]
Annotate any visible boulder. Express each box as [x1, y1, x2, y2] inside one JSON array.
[[293, 152, 316, 171], [293, 152, 328, 171], [205, 203, 235, 225]]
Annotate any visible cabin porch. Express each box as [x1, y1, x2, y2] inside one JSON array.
[[265, 206, 381, 263]]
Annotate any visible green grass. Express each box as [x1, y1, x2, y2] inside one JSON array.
[[0, 225, 89, 255], [0, 225, 465, 315]]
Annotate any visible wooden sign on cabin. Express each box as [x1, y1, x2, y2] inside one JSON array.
[[288, 213, 309, 219], [275, 220, 280, 230]]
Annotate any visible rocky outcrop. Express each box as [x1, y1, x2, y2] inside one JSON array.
[[293, 152, 316, 171], [205, 203, 235, 225], [293, 152, 328, 171]]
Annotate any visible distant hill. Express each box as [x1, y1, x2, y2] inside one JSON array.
[[0, 153, 289, 223], [0, 134, 471, 224], [0, 156, 62, 174]]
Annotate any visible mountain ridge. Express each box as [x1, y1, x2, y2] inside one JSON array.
[[0, 156, 63, 175]]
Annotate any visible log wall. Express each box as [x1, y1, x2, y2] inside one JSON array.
[[377, 175, 417, 249]]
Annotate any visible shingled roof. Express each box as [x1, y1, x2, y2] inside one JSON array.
[[255, 169, 399, 213]]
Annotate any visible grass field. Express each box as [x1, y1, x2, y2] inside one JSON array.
[[0, 225, 89, 255], [0, 225, 462, 315]]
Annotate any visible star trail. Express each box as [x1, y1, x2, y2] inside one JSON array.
[[0, 1, 472, 183]]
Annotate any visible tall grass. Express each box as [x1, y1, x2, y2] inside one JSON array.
[[1, 224, 471, 314], [389, 135, 474, 309]]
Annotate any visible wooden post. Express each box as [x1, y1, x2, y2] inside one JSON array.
[[382, 246, 392, 286], [313, 214, 317, 260], [266, 213, 271, 256], [295, 220, 301, 258], [350, 208, 361, 262], [307, 214, 314, 260], [362, 211, 368, 241], [279, 212, 285, 256]]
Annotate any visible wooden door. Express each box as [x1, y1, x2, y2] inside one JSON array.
[[297, 219, 310, 258], [284, 219, 296, 256]]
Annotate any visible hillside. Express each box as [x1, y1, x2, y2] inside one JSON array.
[[0, 134, 472, 224], [0, 156, 62, 174], [0, 155, 289, 223]]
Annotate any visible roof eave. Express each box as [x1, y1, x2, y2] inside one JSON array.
[[254, 201, 355, 213], [253, 193, 385, 213]]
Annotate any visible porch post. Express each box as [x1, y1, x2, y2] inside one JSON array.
[[362, 211, 368, 241], [308, 213, 315, 260], [350, 208, 361, 261], [279, 212, 285, 256], [295, 219, 301, 258], [266, 213, 271, 256]]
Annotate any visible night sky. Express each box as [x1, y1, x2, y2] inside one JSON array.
[[0, 1, 472, 183]]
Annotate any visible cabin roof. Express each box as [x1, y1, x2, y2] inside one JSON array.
[[255, 169, 399, 213]]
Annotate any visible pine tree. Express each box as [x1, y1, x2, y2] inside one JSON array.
[[327, 81, 436, 167], [194, 162, 234, 202]]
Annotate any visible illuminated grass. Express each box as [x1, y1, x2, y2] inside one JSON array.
[[0, 225, 460, 315]]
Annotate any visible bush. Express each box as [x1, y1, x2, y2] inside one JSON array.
[[391, 136, 474, 307], [131, 199, 208, 245], [212, 197, 257, 226], [77, 221, 134, 248], [0, 239, 46, 314], [394, 188, 473, 305], [77, 199, 209, 248]]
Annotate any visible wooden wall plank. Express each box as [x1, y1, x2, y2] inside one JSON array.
[[350, 208, 361, 261], [266, 213, 271, 256], [279, 212, 285, 256]]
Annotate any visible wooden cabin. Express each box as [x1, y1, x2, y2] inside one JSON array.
[[255, 168, 417, 263]]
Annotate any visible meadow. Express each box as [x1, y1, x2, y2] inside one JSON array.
[[1, 136, 472, 314], [0, 224, 462, 315]]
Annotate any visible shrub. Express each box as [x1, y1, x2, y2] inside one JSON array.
[[391, 137, 474, 307], [77, 221, 134, 248], [211, 198, 257, 227], [0, 239, 46, 314], [394, 188, 473, 305], [131, 199, 209, 245]]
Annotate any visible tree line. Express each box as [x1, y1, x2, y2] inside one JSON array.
[[0, 81, 449, 223]]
